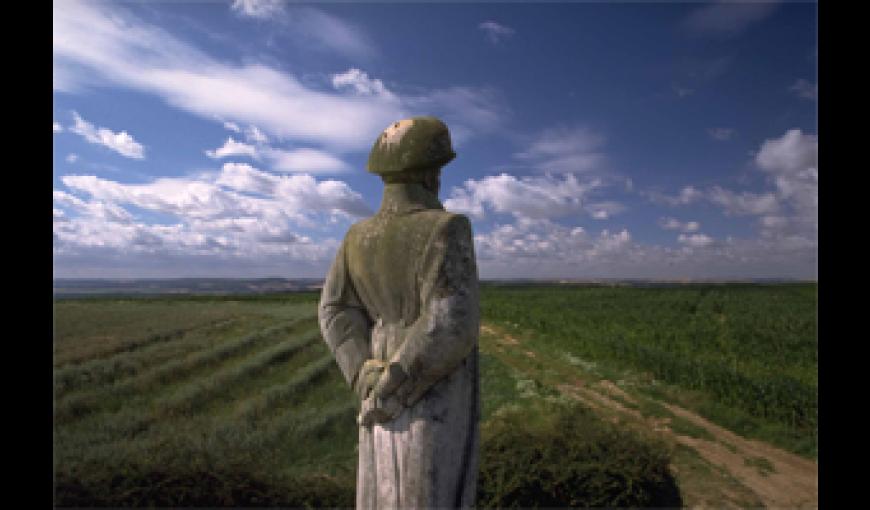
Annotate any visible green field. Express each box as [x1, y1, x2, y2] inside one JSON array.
[[481, 283, 818, 458], [53, 283, 816, 507]]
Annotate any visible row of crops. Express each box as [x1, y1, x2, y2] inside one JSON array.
[[53, 296, 361, 506], [480, 283, 818, 455], [53, 291, 684, 507]]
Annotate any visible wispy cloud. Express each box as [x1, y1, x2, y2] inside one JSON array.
[[684, 1, 780, 38], [708, 127, 734, 141], [659, 217, 700, 233], [479, 21, 515, 44], [53, 121, 63, 133], [672, 84, 695, 98], [230, 0, 284, 20], [231, 1, 376, 60], [54, 2, 508, 154], [53, 1, 401, 151], [789, 79, 817, 101], [643, 128, 817, 255], [514, 126, 607, 174], [205, 137, 259, 160], [643, 186, 704, 207], [263, 148, 350, 174], [678, 233, 715, 248], [69, 111, 145, 159]]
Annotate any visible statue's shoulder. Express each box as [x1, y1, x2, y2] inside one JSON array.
[[344, 217, 373, 241], [435, 210, 473, 231], [417, 208, 470, 226]]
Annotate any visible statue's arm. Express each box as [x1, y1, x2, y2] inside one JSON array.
[[381, 214, 480, 407], [318, 240, 372, 392]]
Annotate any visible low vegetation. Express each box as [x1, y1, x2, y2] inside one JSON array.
[[481, 283, 818, 457], [53, 283, 816, 506]]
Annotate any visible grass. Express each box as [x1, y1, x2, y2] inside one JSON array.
[[481, 283, 817, 458], [54, 284, 816, 506]]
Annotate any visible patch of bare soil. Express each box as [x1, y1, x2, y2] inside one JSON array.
[[480, 324, 520, 346], [480, 322, 818, 509]]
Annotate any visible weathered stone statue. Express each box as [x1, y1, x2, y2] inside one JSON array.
[[318, 116, 480, 509]]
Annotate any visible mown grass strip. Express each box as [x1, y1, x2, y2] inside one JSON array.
[[155, 329, 323, 417], [54, 361, 350, 470], [234, 354, 336, 422], [54, 318, 241, 397], [54, 317, 314, 424], [54, 326, 193, 370], [292, 400, 357, 439]]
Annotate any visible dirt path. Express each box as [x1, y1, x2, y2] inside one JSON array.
[[479, 323, 818, 509]]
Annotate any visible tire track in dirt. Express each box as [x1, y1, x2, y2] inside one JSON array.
[[479, 322, 818, 509]]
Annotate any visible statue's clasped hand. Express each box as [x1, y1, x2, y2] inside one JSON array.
[[357, 360, 411, 427]]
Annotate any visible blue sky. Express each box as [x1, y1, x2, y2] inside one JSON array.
[[53, 0, 817, 279]]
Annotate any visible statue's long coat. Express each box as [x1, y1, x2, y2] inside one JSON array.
[[318, 184, 480, 509]]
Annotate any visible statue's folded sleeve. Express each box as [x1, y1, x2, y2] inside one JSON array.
[[318, 241, 372, 389], [391, 213, 480, 407]]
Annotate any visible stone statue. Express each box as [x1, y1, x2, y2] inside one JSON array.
[[318, 116, 480, 509]]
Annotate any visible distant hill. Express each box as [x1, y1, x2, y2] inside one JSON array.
[[53, 277, 814, 298], [52, 278, 324, 297]]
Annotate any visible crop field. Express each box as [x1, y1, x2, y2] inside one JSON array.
[[53, 283, 817, 508], [481, 283, 818, 458]]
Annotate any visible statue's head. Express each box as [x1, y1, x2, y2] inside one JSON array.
[[366, 116, 455, 193]]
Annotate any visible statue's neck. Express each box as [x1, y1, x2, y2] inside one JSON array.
[[379, 182, 443, 215]]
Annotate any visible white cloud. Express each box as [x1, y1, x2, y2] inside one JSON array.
[[754, 129, 817, 238], [708, 127, 734, 141], [587, 201, 625, 220], [205, 132, 349, 174], [678, 233, 715, 248], [790, 79, 817, 101], [755, 128, 817, 175], [66, 153, 79, 164], [708, 187, 779, 216], [54, 189, 133, 223], [331, 68, 393, 99], [684, 1, 780, 38], [53, 122, 63, 133], [68, 111, 145, 159], [445, 173, 606, 221], [60, 164, 371, 223], [205, 137, 259, 160], [471, 217, 814, 280], [53, 1, 402, 151], [643, 129, 816, 264], [54, 2, 505, 153], [659, 217, 700, 232], [244, 125, 269, 144], [54, 163, 373, 275], [479, 21, 515, 44], [264, 147, 350, 174], [230, 0, 284, 19], [223, 121, 241, 133], [474, 219, 630, 263], [645, 186, 704, 207]]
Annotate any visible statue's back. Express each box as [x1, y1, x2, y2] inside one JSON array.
[[344, 208, 457, 327]]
